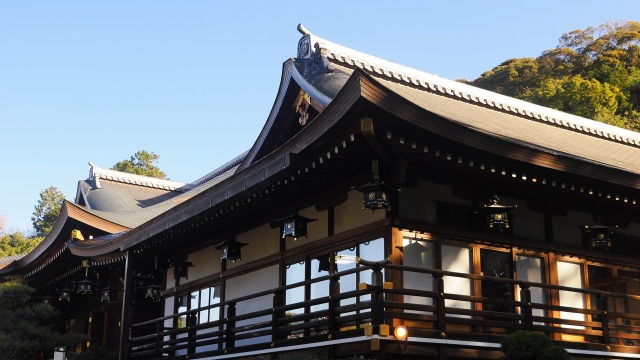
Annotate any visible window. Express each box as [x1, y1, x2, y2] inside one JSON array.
[[174, 285, 221, 355], [283, 237, 385, 336], [480, 249, 513, 313]]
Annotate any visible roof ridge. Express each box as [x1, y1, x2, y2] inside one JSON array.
[[299, 26, 640, 147], [182, 151, 247, 190], [88, 162, 187, 192]]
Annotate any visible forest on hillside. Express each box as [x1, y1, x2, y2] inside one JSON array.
[[468, 21, 640, 132]]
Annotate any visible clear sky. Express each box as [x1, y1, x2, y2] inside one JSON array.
[[1, 1, 638, 233]]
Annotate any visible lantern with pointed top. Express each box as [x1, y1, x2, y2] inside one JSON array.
[[281, 214, 316, 240], [172, 259, 194, 280], [58, 284, 73, 302], [219, 238, 248, 262], [482, 195, 517, 233], [360, 160, 392, 211], [75, 267, 96, 295], [145, 284, 163, 302], [98, 286, 118, 303], [582, 218, 616, 250]]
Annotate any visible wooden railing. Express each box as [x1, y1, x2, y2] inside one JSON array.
[[129, 263, 640, 359]]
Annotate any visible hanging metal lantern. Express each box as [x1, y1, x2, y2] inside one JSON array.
[[75, 267, 96, 295], [219, 238, 248, 262], [359, 160, 392, 211], [58, 285, 73, 302], [98, 286, 118, 303], [145, 284, 163, 302], [281, 214, 316, 240], [172, 260, 194, 280], [482, 195, 517, 232], [582, 222, 615, 250]]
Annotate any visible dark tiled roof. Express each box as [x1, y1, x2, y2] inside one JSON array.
[[0, 254, 26, 269], [299, 28, 640, 148], [377, 77, 640, 176]]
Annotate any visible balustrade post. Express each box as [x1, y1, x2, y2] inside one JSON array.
[[155, 319, 162, 358], [226, 302, 236, 352], [596, 294, 610, 344], [371, 266, 384, 330], [272, 290, 283, 342], [520, 284, 533, 331], [433, 273, 447, 360], [433, 273, 446, 334]]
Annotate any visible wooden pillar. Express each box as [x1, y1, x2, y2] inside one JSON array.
[[226, 302, 236, 351], [520, 284, 533, 331], [118, 250, 133, 360]]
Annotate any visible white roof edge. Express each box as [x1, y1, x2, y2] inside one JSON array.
[[88, 161, 186, 191], [305, 31, 640, 146]]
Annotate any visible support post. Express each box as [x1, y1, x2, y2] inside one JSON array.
[[596, 294, 610, 344], [520, 284, 533, 331], [118, 250, 133, 360], [225, 302, 236, 352]]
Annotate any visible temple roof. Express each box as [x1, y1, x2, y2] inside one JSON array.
[[5, 25, 640, 273], [299, 25, 640, 148]]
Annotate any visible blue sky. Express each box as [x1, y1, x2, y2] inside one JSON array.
[[1, 1, 638, 233]]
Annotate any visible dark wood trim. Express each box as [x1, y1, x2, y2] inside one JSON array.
[[355, 70, 640, 191]]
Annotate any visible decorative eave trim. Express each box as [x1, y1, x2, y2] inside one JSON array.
[[239, 60, 295, 171], [301, 27, 640, 148], [183, 152, 248, 190], [88, 161, 187, 191]]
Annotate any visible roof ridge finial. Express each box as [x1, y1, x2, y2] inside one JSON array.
[[297, 23, 309, 35]]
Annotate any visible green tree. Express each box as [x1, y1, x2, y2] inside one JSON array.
[[500, 331, 569, 360], [31, 186, 65, 238], [0, 282, 84, 360], [469, 20, 640, 132], [0, 232, 40, 257], [111, 150, 168, 179]]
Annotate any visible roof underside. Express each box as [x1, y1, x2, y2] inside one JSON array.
[[374, 77, 640, 177]]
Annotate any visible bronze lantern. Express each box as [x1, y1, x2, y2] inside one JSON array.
[[359, 160, 392, 211], [75, 267, 96, 295], [281, 214, 316, 240], [219, 238, 248, 262], [482, 195, 517, 232], [98, 286, 118, 303], [172, 259, 194, 280], [582, 221, 615, 250]]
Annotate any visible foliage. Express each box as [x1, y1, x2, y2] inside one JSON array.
[[72, 345, 118, 360], [0, 282, 85, 360], [111, 150, 167, 179], [31, 186, 66, 238], [470, 21, 640, 132], [0, 232, 41, 257], [500, 331, 569, 360]]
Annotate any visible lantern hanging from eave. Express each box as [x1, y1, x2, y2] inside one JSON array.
[[145, 284, 163, 302], [281, 214, 316, 240], [98, 286, 118, 303], [482, 195, 517, 232], [172, 259, 194, 280], [359, 160, 393, 211], [58, 284, 73, 302], [75, 267, 96, 295], [219, 238, 248, 262], [582, 220, 616, 250]]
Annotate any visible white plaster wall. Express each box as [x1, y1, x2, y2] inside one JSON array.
[[224, 265, 279, 347], [553, 210, 593, 247], [179, 245, 220, 284], [399, 181, 469, 223], [334, 190, 385, 234], [227, 224, 279, 270], [616, 221, 640, 237], [285, 205, 328, 249], [500, 196, 545, 242]]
